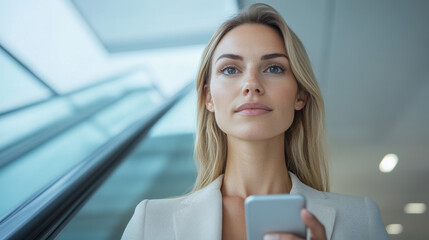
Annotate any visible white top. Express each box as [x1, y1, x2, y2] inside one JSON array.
[[122, 172, 389, 240]]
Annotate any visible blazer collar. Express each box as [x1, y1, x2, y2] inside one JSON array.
[[173, 173, 336, 240], [173, 175, 224, 240]]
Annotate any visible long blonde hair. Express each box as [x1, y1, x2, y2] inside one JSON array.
[[193, 3, 329, 192]]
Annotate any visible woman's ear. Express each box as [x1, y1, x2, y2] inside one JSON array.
[[204, 84, 215, 112], [295, 90, 307, 110]]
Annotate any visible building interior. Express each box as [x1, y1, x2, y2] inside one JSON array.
[[0, 0, 428, 239]]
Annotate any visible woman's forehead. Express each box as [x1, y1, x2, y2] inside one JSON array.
[[212, 24, 287, 61]]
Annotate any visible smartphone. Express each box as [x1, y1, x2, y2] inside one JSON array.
[[245, 194, 306, 240]]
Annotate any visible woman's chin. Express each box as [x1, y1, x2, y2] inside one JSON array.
[[218, 122, 288, 142], [229, 131, 283, 142]]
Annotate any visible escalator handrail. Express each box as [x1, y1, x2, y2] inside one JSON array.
[[0, 81, 193, 239], [0, 87, 152, 169]]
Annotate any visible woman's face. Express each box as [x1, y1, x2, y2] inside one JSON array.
[[206, 23, 306, 141]]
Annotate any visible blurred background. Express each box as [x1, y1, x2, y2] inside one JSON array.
[[0, 0, 428, 239]]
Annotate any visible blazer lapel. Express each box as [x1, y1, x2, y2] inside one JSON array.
[[173, 176, 224, 240], [173, 173, 335, 240], [289, 173, 336, 240]]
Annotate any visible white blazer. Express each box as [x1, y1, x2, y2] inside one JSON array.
[[122, 173, 389, 240]]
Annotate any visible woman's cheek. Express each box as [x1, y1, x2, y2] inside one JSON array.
[[211, 80, 236, 110], [210, 92, 234, 134]]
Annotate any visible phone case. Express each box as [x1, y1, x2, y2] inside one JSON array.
[[245, 194, 306, 240]]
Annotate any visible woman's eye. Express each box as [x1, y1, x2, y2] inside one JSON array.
[[221, 66, 239, 75], [266, 65, 284, 74]]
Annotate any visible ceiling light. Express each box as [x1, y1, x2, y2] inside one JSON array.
[[386, 224, 403, 235], [404, 203, 427, 214], [379, 153, 398, 172]]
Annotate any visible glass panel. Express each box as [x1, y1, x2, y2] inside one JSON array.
[[68, 70, 154, 108], [0, 98, 74, 150], [57, 91, 197, 240], [0, 69, 155, 151], [0, 47, 53, 113], [0, 87, 163, 217]]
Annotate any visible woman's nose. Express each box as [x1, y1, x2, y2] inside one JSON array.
[[242, 73, 265, 96]]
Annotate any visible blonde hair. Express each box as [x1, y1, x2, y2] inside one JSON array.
[[193, 3, 329, 192]]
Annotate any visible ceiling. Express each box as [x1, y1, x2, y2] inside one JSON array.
[[71, 0, 429, 238], [71, 0, 238, 52]]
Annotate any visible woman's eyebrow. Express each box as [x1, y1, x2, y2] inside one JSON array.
[[215, 53, 288, 63], [261, 53, 289, 60], [215, 54, 243, 63]]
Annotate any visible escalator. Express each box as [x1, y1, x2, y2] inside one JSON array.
[[58, 92, 197, 240], [0, 44, 197, 239]]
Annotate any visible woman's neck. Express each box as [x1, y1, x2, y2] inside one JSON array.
[[221, 134, 292, 198]]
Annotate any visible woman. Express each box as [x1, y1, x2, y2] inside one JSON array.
[[122, 3, 389, 240]]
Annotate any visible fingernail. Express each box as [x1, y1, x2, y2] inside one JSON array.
[[303, 208, 313, 219], [264, 234, 280, 240]]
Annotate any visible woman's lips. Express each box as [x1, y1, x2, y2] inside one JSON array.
[[235, 102, 272, 116]]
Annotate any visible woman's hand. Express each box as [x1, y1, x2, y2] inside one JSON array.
[[263, 208, 327, 240]]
